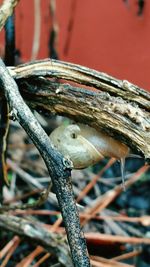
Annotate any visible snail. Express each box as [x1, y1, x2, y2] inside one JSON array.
[[50, 123, 144, 188], [49, 123, 130, 169], [49, 123, 140, 188]]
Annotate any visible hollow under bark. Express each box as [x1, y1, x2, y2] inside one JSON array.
[[6, 59, 149, 162]]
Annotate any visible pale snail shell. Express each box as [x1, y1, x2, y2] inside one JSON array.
[[49, 123, 130, 169]]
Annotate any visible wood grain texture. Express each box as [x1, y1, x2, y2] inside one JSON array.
[[8, 59, 150, 161]]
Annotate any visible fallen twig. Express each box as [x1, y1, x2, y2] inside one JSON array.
[[85, 233, 150, 245], [0, 214, 72, 266], [81, 165, 149, 225]]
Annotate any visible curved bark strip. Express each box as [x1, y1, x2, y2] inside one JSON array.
[[7, 59, 150, 161], [8, 59, 150, 110]]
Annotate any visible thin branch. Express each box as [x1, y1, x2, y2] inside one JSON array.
[[0, 235, 20, 259], [90, 256, 134, 267], [31, 0, 41, 60], [0, 59, 91, 267], [0, 235, 20, 267], [81, 165, 149, 226], [85, 232, 150, 245], [0, 0, 20, 31], [16, 246, 49, 267], [0, 214, 72, 266]]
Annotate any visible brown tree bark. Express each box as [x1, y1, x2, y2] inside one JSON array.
[[7, 59, 150, 161]]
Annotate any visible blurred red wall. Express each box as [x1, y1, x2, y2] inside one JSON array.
[[0, 0, 150, 91]]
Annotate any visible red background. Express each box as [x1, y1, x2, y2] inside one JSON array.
[[0, 0, 150, 91]]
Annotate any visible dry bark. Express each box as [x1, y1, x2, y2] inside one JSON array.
[[7, 59, 150, 161], [0, 214, 73, 266], [0, 59, 91, 267]]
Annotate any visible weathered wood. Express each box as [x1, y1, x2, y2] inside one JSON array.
[[0, 59, 91, 267], [0, 214, 73, 266], [6, 59, 150, 161], [18, 76, 150, 162], [8, 59, 150, 110], [0, 58, 149, 265]]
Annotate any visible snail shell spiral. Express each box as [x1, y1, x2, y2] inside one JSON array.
[[49, 123, 130, 169]]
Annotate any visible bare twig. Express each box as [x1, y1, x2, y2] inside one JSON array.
[[90, 255, 134, 267], [0, 59, 91, 267], [32, 251, 51, 267], [85, 232, 150, 245], [0, 235, 20, 259], [0, 0, 20, 31], [51, 159, 116, 232], [0, 214, 72, 266], [111, 249, 141, 261], [77, 158, 116, 202], [81, 165, 149, 226], [16, 246, 48, 267], [0, 235, 20, 267], [31, 0, 41, 60]]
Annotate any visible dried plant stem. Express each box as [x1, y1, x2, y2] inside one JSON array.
[[0, 0, 20, 31], [0, 59, 91, 267]]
